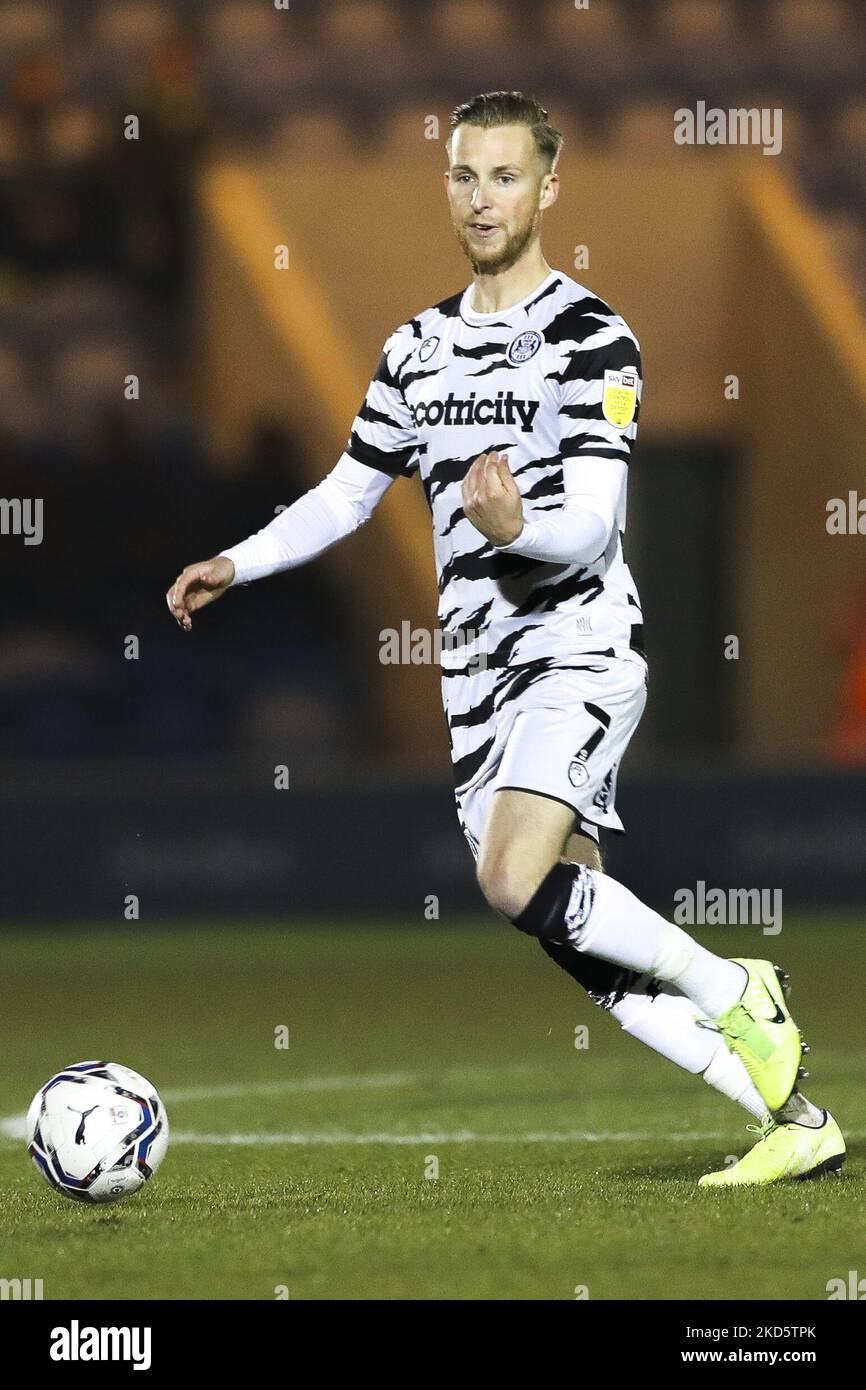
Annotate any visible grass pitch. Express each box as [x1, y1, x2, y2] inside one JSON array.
[[1, 915, 863, 1300]]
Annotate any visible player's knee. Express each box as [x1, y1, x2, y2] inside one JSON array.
[[476, 856, 540, 921]]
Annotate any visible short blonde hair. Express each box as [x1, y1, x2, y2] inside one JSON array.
[[448, 91, 564, 172]]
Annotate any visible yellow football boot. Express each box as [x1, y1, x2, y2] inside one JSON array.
[[709, 959, 804, 1111], [699, 1111, 845, 1187]]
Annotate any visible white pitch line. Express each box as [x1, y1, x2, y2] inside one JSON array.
[[5, 1065, 863, 1148], [168, 1124, 866, 1144], [162, 1062, 550, 1103], [1, 1062, 546, 1116], [4, 1115, 864, 1146], [166, 1128, 734, 1146], [0, 1071, 418, 1141], [162, 1072, 415, 1103], [0, 1113, 731, 1146]]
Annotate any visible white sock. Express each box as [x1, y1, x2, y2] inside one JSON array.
[[701, 1039, 767, 1118], [610, 978, 766, 1118], [573, 870, 747, 1018], [775, 1091, 825, 1128]]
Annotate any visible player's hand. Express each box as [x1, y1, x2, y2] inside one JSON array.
[[166, 556, 235, 631], [461, 450, 524, 546]]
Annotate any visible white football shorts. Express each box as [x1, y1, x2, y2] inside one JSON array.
[[454, 656, 648, 859]]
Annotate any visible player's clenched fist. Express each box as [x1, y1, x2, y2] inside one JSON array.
[[461, 450, 525, 547], [166, 556, 235, 631]]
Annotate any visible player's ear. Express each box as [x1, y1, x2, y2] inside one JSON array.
[[540, 172, 559, 210]]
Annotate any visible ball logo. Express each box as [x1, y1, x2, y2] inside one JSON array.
[[506, 330, 543, 365], [419, 336, 439, 362]]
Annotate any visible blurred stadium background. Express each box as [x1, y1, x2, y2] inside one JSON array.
[[2, 0, 866, 920]]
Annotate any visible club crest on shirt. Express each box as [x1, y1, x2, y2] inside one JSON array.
[[602, 368, 637, 428], [506, 330, 543, 365], [419, 336, 439, 362]]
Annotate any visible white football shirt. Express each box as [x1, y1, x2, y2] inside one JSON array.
[[344, 268, 646, 791]]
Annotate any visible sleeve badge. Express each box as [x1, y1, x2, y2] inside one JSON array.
[[602, 368, 638, 429]]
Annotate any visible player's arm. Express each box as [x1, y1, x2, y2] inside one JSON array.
[[167, 322, 422, 630], [462, 450, 623, 565], [166, 454, 394, 631], [463, 328, 641, 564]]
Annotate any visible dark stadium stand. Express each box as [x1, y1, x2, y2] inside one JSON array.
[[1, 0, 865, 761]]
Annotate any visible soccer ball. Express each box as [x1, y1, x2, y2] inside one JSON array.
[[26, 1061, 168, 1204]]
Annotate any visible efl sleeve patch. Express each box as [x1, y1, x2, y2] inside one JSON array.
[[602, 369, 638, 429]]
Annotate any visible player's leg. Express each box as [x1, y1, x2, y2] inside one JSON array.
[[562, 827, 601, 869], [478, 783, 748, 1031], [492, 835, 803, 1113], [483, 799, 836, 1173], [471, 663, 836, 1174], [464, 774, 837, 1181], [477, 782, 748, 1027], [545, 828, 767, 1118], [554, 830, 843, 1181], [475, 782, 576, 918], [475, 693, 804, 1114]]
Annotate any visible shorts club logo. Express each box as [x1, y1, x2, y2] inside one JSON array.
[[506, 330, 543, 365], [568, 750, 590, 787], [602, 368, 638, 428]]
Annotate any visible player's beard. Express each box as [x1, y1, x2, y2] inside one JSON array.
[[455, 204, 541, 276]]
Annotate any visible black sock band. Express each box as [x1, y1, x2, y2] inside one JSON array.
[[540, 938, 642, 1011], [511, 861, 596, 945]]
